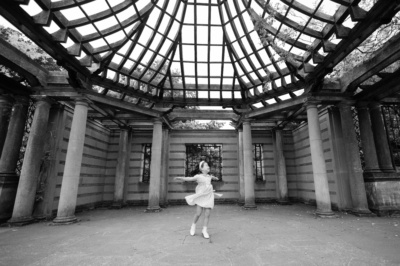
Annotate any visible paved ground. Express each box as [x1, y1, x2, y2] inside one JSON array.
[[0, 203, 399, 266]]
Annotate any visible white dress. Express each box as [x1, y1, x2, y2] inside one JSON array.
[[185, 174, 222, 209]]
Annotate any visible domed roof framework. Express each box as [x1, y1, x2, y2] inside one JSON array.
[[0, 0, 400, 129]]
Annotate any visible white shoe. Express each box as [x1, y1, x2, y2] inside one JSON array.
[[202, 228, 209, 239], [190, 224, 196, 236]]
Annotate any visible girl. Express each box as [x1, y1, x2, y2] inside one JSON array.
[[174, 161, 222, 239]]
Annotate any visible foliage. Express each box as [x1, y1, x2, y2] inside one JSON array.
[[329, 1, 400, 79], [172, 120, 225, 130], [0, 25, 62, 71], [250, 0, 400, 81], [185, 144, 222, 179]]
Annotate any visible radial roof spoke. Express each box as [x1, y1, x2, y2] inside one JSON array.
[[1, 0, 398, 109]]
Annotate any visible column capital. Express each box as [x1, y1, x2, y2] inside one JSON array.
[[32, 96, 54, 108], [355, 101, 370, 109], [303, 97, 320, 109], [13, 95, 30, 106], [242, 118, 253, 125], [73, 96, 92, 107], [0, 94, 13, 105], [118, 126, 131, 131], [273, 126, 284, 132], [368, 101, 381, 110], [153, 118, 163, 125], [337, 100, 356, 109]]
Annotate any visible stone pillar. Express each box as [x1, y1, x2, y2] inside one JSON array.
[[305, 100, 336, 217], [146, 119, 163, 212], [238, 128, 245, 205], [32, 105, 67, 220], [111, 127, 130, 209], [357, 105, 380, 174], [159, 128, 169, 208], [369, 102, 395, 172], [53, 99, 89, 224], [328, 107, 353, 210], [242, 120, 256, 209], [274, 128, 289, 204], [0, 95, 29, 222], [8, 97, 52, 225], [0, 95, 12, 158], [338, 102, 374, 217], [0, 95, 29, 173]]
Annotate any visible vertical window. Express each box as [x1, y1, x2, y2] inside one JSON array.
[[253, 143, 263, 181], [185, 144, 223, 180], [141, 144, 151, 183]]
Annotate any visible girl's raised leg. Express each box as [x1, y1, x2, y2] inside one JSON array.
[[202, 208, 211, 239], [190, 205, 203, 235]]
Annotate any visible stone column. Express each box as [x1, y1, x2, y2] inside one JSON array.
[[8, 97, 52, 225], [0, 95, 29, 222], [53, 99, 89, 224], [305, 100, 335, 217], [33, 105, 67, 220], [369, 102, 395, 172], [338, 102, 374, 217], [356, 105, 380, 174], [159, 128, 169, 208], [238, 128, 245, 205], [242, 120, 256, 209], [111, 127, 130, 209], [0, 95, 12, 158], [146, 119, 163, 212], [274, 128, 289, 204], [0, 95, 29, 173], [328, 107, 353, 210]]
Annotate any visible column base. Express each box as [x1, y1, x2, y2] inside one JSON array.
[[237, 200, 245, 206], [33, 214, 49, 221], [52, 215, 78, 225], [109, 201, 123, 209], [276, 199, 291, 205], [243, 204, 257, 210], [363, 171, 398, 181], [145, 206, 162, 213], [8, 216, 34, 226], [0, 173, 19, 223], [349, 209, 377, 217], [315, 210, 338, 218], [371, 209, 400, 217]]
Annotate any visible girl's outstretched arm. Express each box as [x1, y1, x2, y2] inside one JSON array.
[[174, 176, 198, 182], [210, 175, 219, 181]]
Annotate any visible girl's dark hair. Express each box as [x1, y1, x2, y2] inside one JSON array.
[[199, 161, 205, 170]]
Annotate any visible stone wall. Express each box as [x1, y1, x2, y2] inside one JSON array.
[[167, 130, 239, 204], [52, 108, 111, 212], [104, 129, 297, 205], [252, 130, 276, 202], [292, 109, 339, 209], [47, 108, 346, 211]]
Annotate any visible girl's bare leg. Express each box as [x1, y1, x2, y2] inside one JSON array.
[[190, 205, 203, 236], [203, 208, 211, 228], [192, 205, 203, 224], [202, 208, 211, 239]]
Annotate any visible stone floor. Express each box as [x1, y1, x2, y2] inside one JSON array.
[[0, 203, 399, 266]]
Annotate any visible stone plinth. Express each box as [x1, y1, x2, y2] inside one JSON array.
[[365, 180, 400, 216], [0, 173, 19, 222]]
